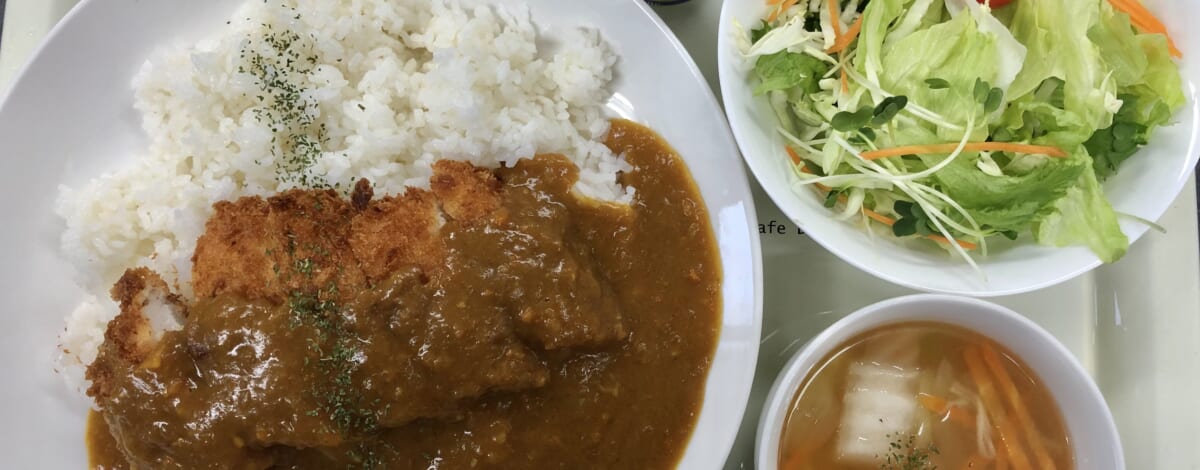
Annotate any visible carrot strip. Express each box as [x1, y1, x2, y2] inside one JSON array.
[[917, 392, 951, 414], [963, 347, 1034, 470], [823, 0, 849, 94], [1124, 12, 1181, 58], [1111, 0, 1165, 30], [779, 419, 837, 470], [797, 164, 834, 192], [961, 452, 993, 470], [800, 161, 978, 250], [1159, 34, 1182, 58], [827, 16, 864, 53], [1125, 14, 1180, 58], [786, 146, 803, 165], [860, 142, 1068, 160], [995, 437, 1010, 470], [782, 449, 806, 470], [980, 346, 1058, 470], [826, 0, 843, 38], [917, 393, 976, 428], [767, 0, 799, 22], [1108, 0, 1182, 58], [862, 208, 895, 226], [858, 207, 978, 249], [928, 234, 979, 251], [767, 0, 785, 5]]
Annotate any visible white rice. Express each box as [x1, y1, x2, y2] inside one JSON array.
[[55, 0, 626, 393]]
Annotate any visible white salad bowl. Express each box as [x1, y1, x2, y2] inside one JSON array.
[[717, 0, 1200, 296], [756, 294, 1124, 470]]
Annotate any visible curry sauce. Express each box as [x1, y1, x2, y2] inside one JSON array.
[[86, 119, 721, 469]]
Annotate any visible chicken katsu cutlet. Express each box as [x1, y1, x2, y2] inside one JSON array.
[[86, 159, 628, 468], [81, 119, 724, 470]]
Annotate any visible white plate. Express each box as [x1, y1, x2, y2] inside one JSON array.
[[0, 0, 763, 467], [717, 0, 1200, 296]]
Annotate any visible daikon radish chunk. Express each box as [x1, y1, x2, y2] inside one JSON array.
[[835, 334, 921, 464]]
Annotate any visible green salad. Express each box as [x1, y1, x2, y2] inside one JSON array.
[[740, 0, 1184, 267]]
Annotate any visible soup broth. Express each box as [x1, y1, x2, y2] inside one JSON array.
[[778, 322, 1073, 470]]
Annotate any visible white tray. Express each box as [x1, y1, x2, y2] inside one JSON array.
[[5, 0, 1199, 468]]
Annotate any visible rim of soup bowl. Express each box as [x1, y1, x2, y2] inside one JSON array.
[[755, 294, 1124, 470]]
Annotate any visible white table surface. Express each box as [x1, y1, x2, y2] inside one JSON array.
[[4, 0, 1199, 468]]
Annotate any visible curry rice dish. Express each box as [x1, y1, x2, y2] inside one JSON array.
[[84, 120, 723, 469]]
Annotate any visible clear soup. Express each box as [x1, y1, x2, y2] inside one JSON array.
[[778, 322, 1073, 470]]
